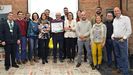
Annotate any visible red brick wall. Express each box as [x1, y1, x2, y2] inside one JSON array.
[[122, 0, 133, 54], [79, 0, 119, 20]]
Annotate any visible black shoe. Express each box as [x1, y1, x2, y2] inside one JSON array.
[[76, 63, 81, 67], [90, 63, 94, 67], [45, 60, 48, 63], [12, 64, 19, 68], [25, 59, 28, 62], [67, 60, 71, 63], [53, 59, 57, 63], [42, 60, 45, 64], [71, 59, 74, 63], [60, 59, 63, 63], [116, 69, 121, 73], [63, 57, 66, 60], [84, 58, 87, 62], [16, 60, 21, 64], [5, 66, 10, 71], [92, 65, 96, 70], [96, 65, 100, 70], [22, 60, 26, 64], [107, 64, 112, 68]]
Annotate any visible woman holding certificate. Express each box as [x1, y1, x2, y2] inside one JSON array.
[[64, 12, 77, 62]]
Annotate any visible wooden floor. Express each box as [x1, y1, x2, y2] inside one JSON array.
[[0, 57, 102, 75]]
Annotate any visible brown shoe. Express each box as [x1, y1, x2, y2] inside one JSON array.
[[16, 60, 21, 64], [76, 63, 81, 67], [34, 58, 39, 62], [112, 68, 121, 75], [30, 60, 34, 65], [22, 60, 26, 64]]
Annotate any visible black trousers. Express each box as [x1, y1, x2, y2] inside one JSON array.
[[4, 44, 17, 67], [39, 39, 49, 60], [38, 39, 42, 58], [65, 38, 77, 59], [63, 38, 66, 59]]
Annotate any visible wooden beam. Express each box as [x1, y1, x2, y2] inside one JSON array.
[[126, 0, 128, 11], [120, 0, 122, 10], [98, 0, 100, 7]]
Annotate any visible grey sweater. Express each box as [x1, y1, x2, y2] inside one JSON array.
[[76, 20, 92, 41]]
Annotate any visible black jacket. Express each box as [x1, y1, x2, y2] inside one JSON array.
[[104, 21, 113, 39], [0, 20, 21, 44]]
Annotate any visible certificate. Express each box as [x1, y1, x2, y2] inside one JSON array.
[[51, 22, 64, 33]]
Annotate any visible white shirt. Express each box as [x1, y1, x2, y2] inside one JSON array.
[[64, 20, 77, 38], [7, 20, 14, 32], [7, 20, 14, 27], [112, 15, 132, 39]]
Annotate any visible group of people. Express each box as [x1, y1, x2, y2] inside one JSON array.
[[0, 6, 132, 75]]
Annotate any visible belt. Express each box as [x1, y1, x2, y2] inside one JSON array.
[[113, 37, 123, 40]]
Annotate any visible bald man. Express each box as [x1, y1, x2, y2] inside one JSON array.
[[76, 11, 92, 67], [112, 7, 132, 75], [51, 12, 64, 63]]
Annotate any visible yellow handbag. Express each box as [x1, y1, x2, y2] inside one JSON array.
[[48, 37, 59, 49], [49, 38, 53, 49]]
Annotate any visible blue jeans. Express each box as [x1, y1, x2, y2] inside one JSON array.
[[52, 33, 64, 60], [21, 37, 27, 60], [16, 45, 21, 61], [77, 40, 91, 64], [29, 37, 38, 60], [105, 39, 117, 66], [16, 36, 27, 61], [113, 39, 129, 75]]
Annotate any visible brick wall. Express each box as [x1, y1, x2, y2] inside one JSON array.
[[0, 0, 27, 18], [122, 0, 133, 54], [0, 0, 119, 19], [79, 0, 119, 19]]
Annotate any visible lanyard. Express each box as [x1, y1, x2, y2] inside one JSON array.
[[9, 23, 13, 32]]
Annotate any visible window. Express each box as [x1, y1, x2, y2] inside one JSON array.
[[28, 0, 78, 19]]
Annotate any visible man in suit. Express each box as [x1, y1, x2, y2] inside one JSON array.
[[0, 12, 21, 71]]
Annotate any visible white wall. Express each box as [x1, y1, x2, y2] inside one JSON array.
[[28, 0, 78, 19]]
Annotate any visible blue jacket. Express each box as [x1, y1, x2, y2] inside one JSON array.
[[27, 21, 39, 37]]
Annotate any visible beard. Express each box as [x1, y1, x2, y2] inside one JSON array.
[[96, 11, 101, 15], [82, 18, 86, 21], [107, 19, 113, 22]]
